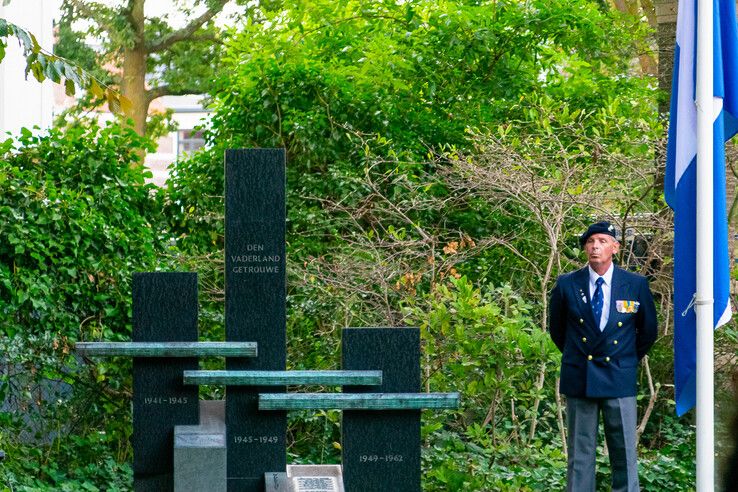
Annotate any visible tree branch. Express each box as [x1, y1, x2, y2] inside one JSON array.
[[186, 32, 224, 45], [66, 0, 120, 37], [146, 84, 201, 102], [146, 0, 229, 53], [637, 355, 659, 442]]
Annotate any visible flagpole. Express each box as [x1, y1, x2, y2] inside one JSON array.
[[695, 0, 715, 488]]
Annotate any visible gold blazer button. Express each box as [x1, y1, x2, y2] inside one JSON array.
[[587, 355, 593, 361], [617, 321, 623, 327], [613, 340, 618, 345], [605, 356, 610, 362], [580, 319, 584, 324], [582, 337, 587, 343]]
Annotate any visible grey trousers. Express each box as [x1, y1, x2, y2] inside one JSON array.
[[566, 396, 639, 492]]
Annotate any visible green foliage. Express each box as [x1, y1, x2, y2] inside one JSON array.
[[0, 122, 159, 340], [164, 0, 660, 361], [0, 122, 163, 489], [410, 277, 553, 424], [207, 0, 653, 154], [54, 17, 112, 85], [423, 430, 568, 491], [0, 425, 133, 491], [55, 0, 228, 97], [165, 0, 660, 304], [145, 18, 224, 96], [412, 278, 562, 490], [170, 0, 656, 190]]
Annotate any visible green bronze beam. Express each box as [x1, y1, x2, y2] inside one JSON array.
[[75, 341, 258, 358], [258, 392, 460, 411], [183, 370, 382, 386]]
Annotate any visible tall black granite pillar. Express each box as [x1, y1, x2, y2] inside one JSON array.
[[224, 149, 287, 491], [341, 327, 422, 492], [132, 272, 200, 491]]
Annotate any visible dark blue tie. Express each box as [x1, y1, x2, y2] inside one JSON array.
[[592, 277, 604, 329]]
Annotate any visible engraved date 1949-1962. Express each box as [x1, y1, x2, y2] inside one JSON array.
[[359, 455, 404, 463]]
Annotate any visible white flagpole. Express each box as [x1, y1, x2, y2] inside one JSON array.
[[695, 0, 715, 488]]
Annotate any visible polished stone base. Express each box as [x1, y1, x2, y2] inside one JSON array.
[[174, 400, 227, 492]]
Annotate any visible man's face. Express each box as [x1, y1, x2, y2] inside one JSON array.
[[584, 233, 619, 272]]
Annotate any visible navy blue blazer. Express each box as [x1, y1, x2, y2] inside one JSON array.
[[548, 265, 657, 398]]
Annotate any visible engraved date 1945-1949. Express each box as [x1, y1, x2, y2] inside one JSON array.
[[233, 435, 280, 444]]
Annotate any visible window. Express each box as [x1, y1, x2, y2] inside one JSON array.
[[177, 130, 205, 157]]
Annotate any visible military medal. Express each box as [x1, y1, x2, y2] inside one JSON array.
[[616, 300, 640, 313]]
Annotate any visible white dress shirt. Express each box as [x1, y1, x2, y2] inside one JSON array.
[[588, 263, 614, 331]]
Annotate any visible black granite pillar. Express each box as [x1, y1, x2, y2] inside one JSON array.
[[341, 327, 422, 492], [224, 149, 287, 492], [132, 272, 200, 491]]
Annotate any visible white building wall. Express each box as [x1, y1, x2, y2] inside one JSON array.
[[146, 95, 211, 186], [0, 0, 61, 136]]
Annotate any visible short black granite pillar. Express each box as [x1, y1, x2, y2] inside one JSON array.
[[341, 327, 422, 492], [132, 272, 200, 491], [224, 149, 287, 492]]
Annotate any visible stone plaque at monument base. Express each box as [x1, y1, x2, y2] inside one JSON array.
[[264, 465, 344, 492]]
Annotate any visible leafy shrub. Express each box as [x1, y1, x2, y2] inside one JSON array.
[[0, 122, 163, 489]]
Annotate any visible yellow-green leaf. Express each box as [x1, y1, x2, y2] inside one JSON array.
[[64, 78, 75, 96]]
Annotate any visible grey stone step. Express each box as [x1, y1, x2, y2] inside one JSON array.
[[174, 400, 226, 492]]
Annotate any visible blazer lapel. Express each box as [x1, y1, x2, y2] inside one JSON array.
[[573, 267, 599, 333]]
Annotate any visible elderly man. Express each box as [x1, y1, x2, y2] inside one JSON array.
[[548, 221, 657, 492]]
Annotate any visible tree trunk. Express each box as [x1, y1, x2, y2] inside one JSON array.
[[653, 0, 678, 201], [121, 0, 150, 142], [611, 0, 658, 76], [655, 0, 678, 115]]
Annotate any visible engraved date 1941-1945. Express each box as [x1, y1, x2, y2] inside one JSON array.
[[143, 396, 189, 405]]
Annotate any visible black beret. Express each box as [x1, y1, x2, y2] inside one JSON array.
[[579, 221, 618, 246]]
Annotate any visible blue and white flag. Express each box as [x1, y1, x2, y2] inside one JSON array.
[[665, 0, 738, 416]]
